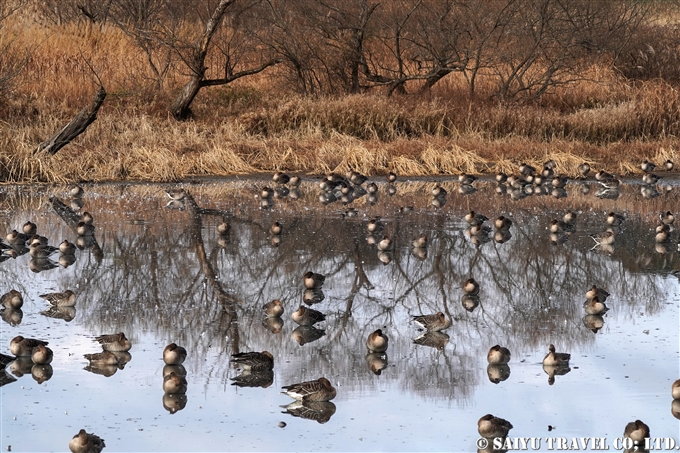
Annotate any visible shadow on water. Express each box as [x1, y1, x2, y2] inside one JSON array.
[[0, 176, 678, 451]]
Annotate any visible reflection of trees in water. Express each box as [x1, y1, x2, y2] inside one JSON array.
[[0, 180, 677, 400]]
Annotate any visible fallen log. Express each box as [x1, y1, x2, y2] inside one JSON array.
[[36, 86, 106, 155]]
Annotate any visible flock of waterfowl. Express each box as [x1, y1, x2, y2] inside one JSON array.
[[2, 157, 678, 451]]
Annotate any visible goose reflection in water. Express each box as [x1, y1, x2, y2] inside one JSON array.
[[41, 306, 76, 322], [281, 400, 337, 424], [1, 307, 23, 326], [291, 325, 326, 346], [163, 392, 188, 414], [262, 316, 284, 334], [413, 331, 449, 350], [365, 352, 388, 375], [582, 314, 605, 333], [487, 364, 510, 384], [231, 369, 274, 388]]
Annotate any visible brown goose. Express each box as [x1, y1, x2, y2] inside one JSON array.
[[281, 377, 336, 402], [230, 351, 274, 371]]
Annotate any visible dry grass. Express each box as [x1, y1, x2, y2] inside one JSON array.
[[2, 14, 680, 183]]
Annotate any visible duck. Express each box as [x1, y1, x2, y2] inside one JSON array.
[[519, 163, 536, 176], [366, 182, 378, 194], [163, 343, 187, 365], [84, 350, 119, 366], [494, 216, 513, 230], [94, 332, 132, 352], [549, 219, 568, 234], [367, 218, 384, 234], [478, 414, 513, 439], [583, 296, 609, 315], [366, 329, 389, 353], [272, 171, 290, 185], [230, 351, 274, 371], [387, 171, 397, 183], [462, 278, 480, 296], [303, 271, 325, 289], [22, 221, 37, 235], [263, 299, 284, 317], [5, 229, 29, 244], [59, 240, 77, 255], [281, 377, 336, 402], [292, 305, 326, 326], [1, 289, 23, 309], [163, 371, 188, 394], [216, 221, 230, 235], [70, 185, 84, 198], [458, 174, 477, 185], [377, 236, 392, 251], [595, 170, 614, 181], [672, 379, 680, 399], [487, 345, 511, 365], [590, 230, 616, 246], [349, 171, 367, 186], [607, 212, 625, 226], [586, 285, 610, 302], [563, 210, 577, 225], [431, 185, 447, 197], [656, 229, 671, 243], [69, 429, 105, 453], [660, 211, 675, 225], [31, 344, 53, 365], [270, 222, 283, 235], [465, 211, 489, 226], [288, 175, 301, 187], [39, 290, 76, 307], [542, 344, 571, 366], [623, 420, 650, 444], [80, 212, 94, 225], [641, 160, 656, 173], [578, 162, 590, 177], [412, 234, 427, 249], [664, 160, 674, 171], [642, 173, 661, 185], [76, 221, 95, 236], [412, 312, 452, 332], [10, 336, 48, 357], [29, 242, 59, 258]]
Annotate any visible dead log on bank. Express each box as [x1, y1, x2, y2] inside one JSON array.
[[36, 86, 106, 155]]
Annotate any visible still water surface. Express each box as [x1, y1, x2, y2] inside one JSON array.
[[1, 177, 679, 452]]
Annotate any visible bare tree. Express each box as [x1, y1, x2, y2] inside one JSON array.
[[169, 0, 280, 120]]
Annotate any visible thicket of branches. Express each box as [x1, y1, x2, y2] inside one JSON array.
[[5, 0, 680, 118]]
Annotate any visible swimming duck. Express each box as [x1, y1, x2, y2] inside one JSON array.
[[303, 271, 325, 289], [590, 230, 616, 246], [563, 210, 577, 225], [163, 371, 188, 394], [31, 344, 53, 365], [84, 350, 119, 366], [586, 285, 610, 302], [10, 336, 48, 357], [22, 221, 36, 235], [487, 345, 511, 365], [660, 211, 675, 225], [412, 234, 427, 249], [366, 329, 389, 353], [40, 290, 76, 307], [230, 351, 274, 371], [281, 377, 336, 402], [1, 289, 23, 309], [412, 312, 452, 332], [672, 379, 680, 399], [642, 173, 661, 185], [478, 414, 513, 439], [270, 222, 283, 235], [70, 185, 84, 198], [495, 173, 508, 183], [583, 296, 609, 315], [465, 211, 489, 226], [494, 216, 513, 230], [462, 278, 480, 296], [263, 299, 284, 317], [431, 185, 447, 197], [623, 420, 650, 444], [292, 305, 326, 326], [606, 212, 625, 226], [29, 242, 59, 258], [542, 344, 570, 366], [59, 240, 76, 255], [163, 343, 187, 365], [273, 171, 290, 185], [69, 429, 105, 453], [387, 172, 397, 183], [94, 332, 132, 352], [664, 160, 674, 171], [458, 174, 477, 185]]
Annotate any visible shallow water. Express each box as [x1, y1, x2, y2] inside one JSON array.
[[1, 176, 679, 452]]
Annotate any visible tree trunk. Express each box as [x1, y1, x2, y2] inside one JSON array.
[[37, 86, 106, 155], [169, 75, 203, 121]]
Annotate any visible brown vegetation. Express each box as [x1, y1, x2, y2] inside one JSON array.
[[1, 0, 680, 183]]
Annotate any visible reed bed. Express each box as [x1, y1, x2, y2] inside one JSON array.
[[2, 14, 680, 183]]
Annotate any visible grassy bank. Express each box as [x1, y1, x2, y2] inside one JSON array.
[[1, 13, 680, 183]]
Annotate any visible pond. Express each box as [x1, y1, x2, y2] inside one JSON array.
[[1, 175, 679, 452]]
